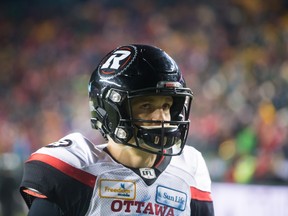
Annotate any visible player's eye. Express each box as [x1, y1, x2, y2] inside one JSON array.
[[163, 103, 172, 111], [140, 103, 152, 110]]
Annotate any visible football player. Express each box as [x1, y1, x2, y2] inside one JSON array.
[[20, 44, 214, 215]]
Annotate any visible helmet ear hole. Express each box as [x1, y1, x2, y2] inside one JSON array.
[[177, 114, 184, 121], [102, 100, 120, 133]]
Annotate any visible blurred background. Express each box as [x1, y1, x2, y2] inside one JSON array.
[[0, 0, 287, 215]]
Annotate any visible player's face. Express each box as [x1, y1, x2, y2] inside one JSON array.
[[131, 95, 173, 126]]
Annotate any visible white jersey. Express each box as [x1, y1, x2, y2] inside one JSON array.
[[20, 133, 214, 216]]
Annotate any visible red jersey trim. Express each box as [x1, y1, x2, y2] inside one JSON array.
[[27, 153, 96, 188], [154, 155, 165, 168], [23, 189, 48, 198], [190, 186, 212, 202]]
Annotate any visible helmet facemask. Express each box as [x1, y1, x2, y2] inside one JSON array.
[[90, 84, 193, 156]]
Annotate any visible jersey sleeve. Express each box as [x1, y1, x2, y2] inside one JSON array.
[[190, 150, 214, 216], [20, 133, 97, 216], [170, 145, 215, 215], [27, 198, 63, 216]]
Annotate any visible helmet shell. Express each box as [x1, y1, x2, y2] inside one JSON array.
[[90, 44, 185, 93], [89, 44, 193, 156]]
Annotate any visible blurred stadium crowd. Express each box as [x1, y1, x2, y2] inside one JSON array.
[[0, 0, 288, 214]]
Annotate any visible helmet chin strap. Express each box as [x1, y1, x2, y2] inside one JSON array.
[[125, 130, 162, 154], [140, 125, 178, 129], [131, 124, 181, 154], [137, 139, 162, 153], [127, 138, 167, 154]]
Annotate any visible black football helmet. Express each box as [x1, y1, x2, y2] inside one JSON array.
[[88, 44, 193, 156]]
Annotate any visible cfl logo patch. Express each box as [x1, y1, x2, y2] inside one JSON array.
[[98, 45, 137, 79], [139, 168, 156, 179]]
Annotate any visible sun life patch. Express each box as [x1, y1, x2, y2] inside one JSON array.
[[156, 185, 187, 211]]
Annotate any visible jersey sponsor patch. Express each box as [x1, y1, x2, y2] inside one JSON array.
[[139, 168, 156, 179], [156, 185, 187, 211], [99, 179, 136, 200]]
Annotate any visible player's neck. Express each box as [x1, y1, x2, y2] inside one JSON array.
[[107, 141, 157, 168]]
